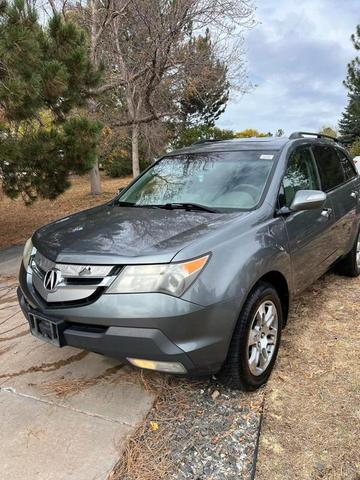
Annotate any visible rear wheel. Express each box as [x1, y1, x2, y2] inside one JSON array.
[[220, 282, 282, 391], [336, 229, 360, 277]]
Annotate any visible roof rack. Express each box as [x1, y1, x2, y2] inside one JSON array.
[[289, 131, 340, 143], [192, 138, 226, 145]]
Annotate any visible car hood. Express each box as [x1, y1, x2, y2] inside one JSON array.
[[33, 203, 247, 264]]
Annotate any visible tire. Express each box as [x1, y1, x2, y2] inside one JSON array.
[[219, 281, 283, 391], [336, 229, 360, 277]]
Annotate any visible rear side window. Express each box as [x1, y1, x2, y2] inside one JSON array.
[[281, 148, 320, 207], [312, 145, 345, 191], [336, 149, 357, 181]]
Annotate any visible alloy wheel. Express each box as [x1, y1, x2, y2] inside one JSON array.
[[247, 300, 279, 376]]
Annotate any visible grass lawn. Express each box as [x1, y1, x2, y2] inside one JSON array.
[[257, 272, 360, 480], [0, 173, 131, 250]]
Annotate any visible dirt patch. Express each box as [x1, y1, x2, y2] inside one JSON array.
[[256, 272, 360, 480], [0, 174, 131, 249]]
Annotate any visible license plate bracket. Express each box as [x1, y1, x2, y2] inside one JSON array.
[[28, 314, 66, 347]]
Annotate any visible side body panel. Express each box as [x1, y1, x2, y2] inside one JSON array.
[[326, 178, 360, 255], [279, 145, 338, 294], [282, 203, 337, 294], [311, 144, 360, 257]]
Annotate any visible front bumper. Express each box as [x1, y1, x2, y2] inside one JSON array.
[[18, 264, 238, 376]]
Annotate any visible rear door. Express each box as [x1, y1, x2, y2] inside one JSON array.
[[312, 144, 360, 256], [280, 146, 337, 294]]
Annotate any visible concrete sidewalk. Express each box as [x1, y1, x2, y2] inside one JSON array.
[[0, 244, 23, 276], [0, 277, 154, 480]]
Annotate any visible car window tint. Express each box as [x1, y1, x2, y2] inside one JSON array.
[[312, 145, 345, 191], [336, 149, 357, 181], [282, 148, 320, 207]]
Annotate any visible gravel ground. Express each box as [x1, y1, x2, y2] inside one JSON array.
[[111, 373, 264, 480], [168, 385, 263, 480]]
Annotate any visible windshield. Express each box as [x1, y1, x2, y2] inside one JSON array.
[[119, 151, 277, 211]]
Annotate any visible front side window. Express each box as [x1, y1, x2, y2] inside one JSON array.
[[119, 151, 277, 211], [336, 148, 357, 181], [281, 148, 320, 207], [312, 145, 345, 191]]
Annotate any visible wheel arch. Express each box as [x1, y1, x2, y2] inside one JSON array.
[[248, 271, 290, 327]]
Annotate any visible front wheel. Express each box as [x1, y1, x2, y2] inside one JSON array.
[[219, 282, 282, 391]]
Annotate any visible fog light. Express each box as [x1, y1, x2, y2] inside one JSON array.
[[127, 358, 187, 374]]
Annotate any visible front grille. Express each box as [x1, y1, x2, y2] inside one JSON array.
[[65, 277, 103, 286], [30, 250, 120, 305], [33, 284, 105, 308]]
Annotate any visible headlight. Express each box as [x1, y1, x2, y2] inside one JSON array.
[[22, 237, 33, 269], [107, 254, 210, 297]]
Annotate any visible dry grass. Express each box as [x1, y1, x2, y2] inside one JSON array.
[[109, 370, 204, 480], [41, 377, 105, 398], [257, 272, 360, 480], [40, 364, 125, 398], [0, 173, 131, 249], [108, 368, 263, 480]]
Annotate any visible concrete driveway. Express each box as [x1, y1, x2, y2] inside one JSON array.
[[0, 254, 154, 480], [0, 244, 23, 276]]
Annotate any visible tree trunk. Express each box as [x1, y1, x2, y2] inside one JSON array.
[[90, 159, 102, 195], [89, 0, 102, 195], [132, 123, 140, 178]]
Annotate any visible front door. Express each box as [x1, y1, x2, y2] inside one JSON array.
[[280, 146, 337, 294]]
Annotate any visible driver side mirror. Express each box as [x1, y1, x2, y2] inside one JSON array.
[[290, 189, 327, 212]]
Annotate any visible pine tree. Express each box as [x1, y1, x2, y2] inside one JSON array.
[[339, 92, 360, 141], [179, 31, 230, 128], [169, 31, 231, 149], [339, 25, 360, 142], [173, 125, 235, 149], [0, 0, 102, 203]]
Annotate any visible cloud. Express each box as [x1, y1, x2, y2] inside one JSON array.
[[217, 0, 358, 134]]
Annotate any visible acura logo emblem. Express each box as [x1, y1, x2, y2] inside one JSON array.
[[43, 269, 62, 292]]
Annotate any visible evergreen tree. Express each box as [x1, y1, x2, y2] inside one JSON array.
[[179, 31, 230, 128], [173, 125, 235, 149], [339, 93, 360, 141], [0, 0, 102, 203], [339, 25, 360, 142], [169, 31, 231, 149]]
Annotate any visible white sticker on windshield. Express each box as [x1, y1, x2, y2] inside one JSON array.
[[260, 154, 274, 160]]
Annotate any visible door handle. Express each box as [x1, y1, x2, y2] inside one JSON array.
[[351, 191, 358, 199], [321, 208, 333, 218]]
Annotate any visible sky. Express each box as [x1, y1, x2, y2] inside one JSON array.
[[217, 0, 360, 135]]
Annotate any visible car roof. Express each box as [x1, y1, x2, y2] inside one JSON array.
[[167, 134, 346, 156]]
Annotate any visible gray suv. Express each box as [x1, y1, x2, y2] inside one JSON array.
[[17, 132, 360, 390]]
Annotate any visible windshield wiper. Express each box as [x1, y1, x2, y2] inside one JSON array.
[[116, 200, 218, 213], [156, 202, 218, 213], [116, 201, 135, 207], [116, 201, 158, 208]]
